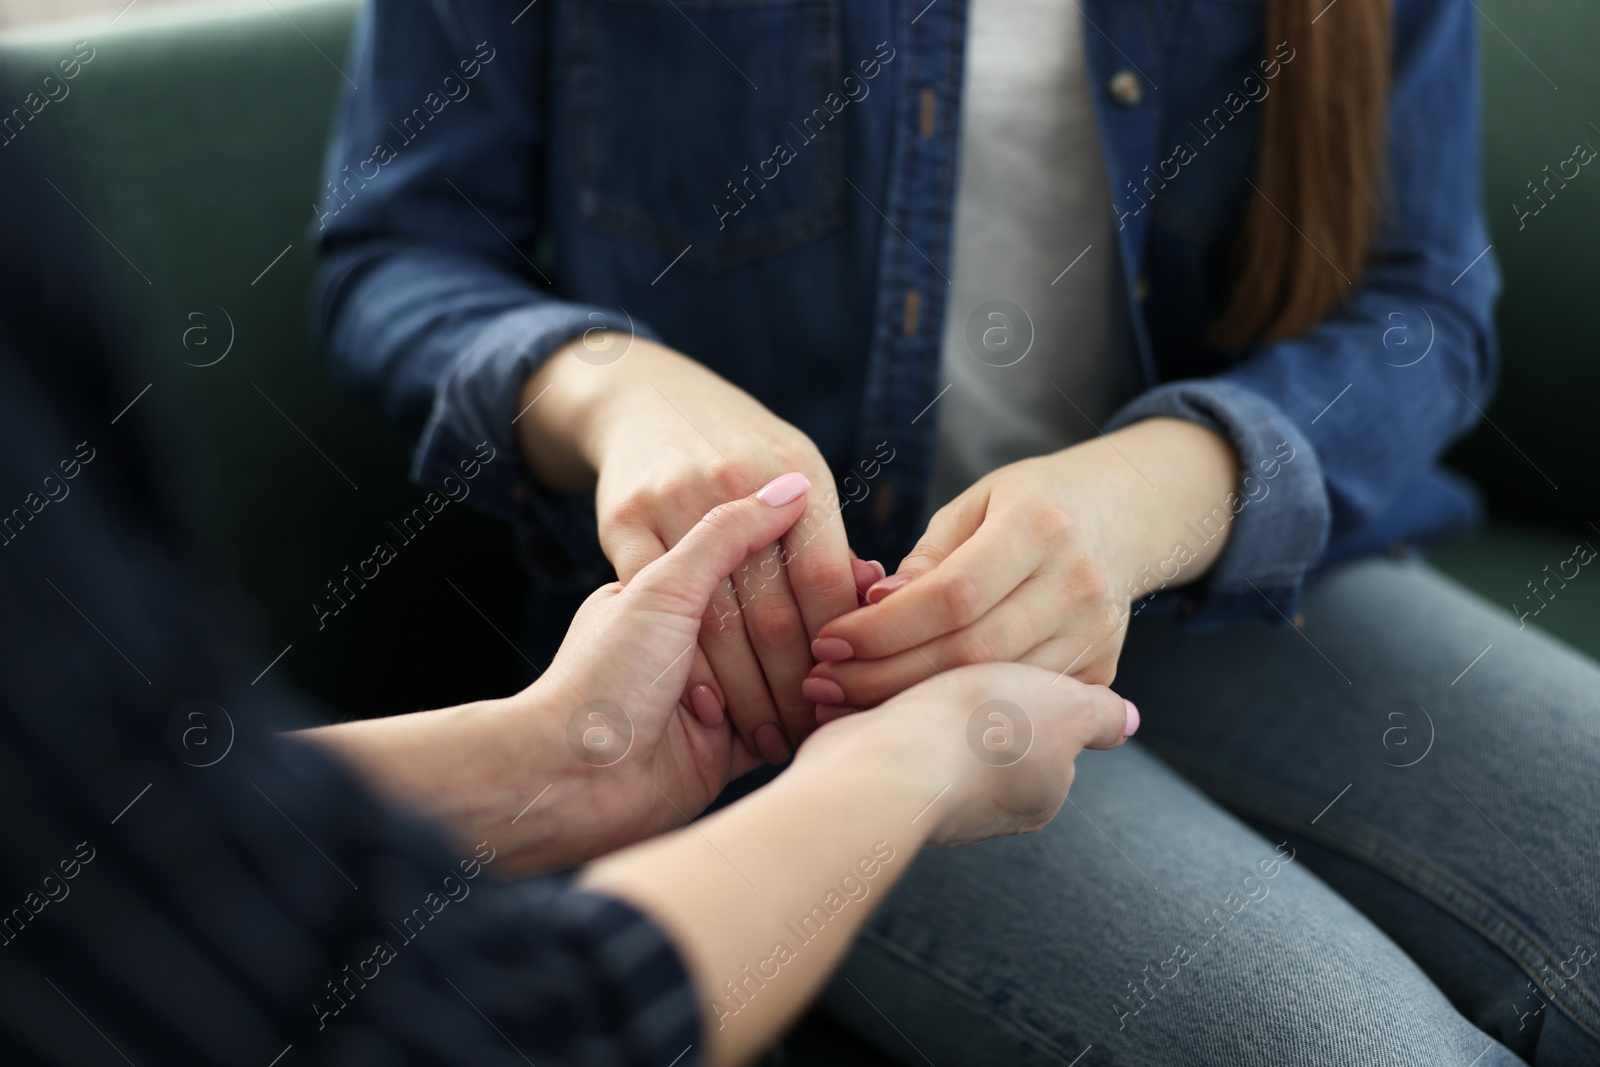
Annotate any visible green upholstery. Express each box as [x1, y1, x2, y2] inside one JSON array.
[[0, 0, 1593, 693], [1434, 0, 1600, 658], [1, 0, 530, 716]]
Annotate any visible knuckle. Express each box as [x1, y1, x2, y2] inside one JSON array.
[[788, 548, 850, 594], [708, 461, 748, 501], [1081, 660, 1118, 687], [607, 489, 655, 530], [744, 596, 806, 647], [1093, 601, 1127, 644], [905, 536, 944, 566], [1021, 499, 1073, 544], [1065, 556, 1111, 607], [661, 481, 701, 519], [938, 573, 983, 627], [947, 627, 996, 667], [699, 593, 745, 642], [698, 499, 743, 533]]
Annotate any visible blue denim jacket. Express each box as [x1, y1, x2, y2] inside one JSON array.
[[313, 0, 1498, 626]]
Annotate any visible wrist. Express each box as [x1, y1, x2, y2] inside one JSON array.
[[478, 682, 663, 871], [520, 335, 697, 491], [1093, 418, 1238, 591], [515, 332, 653, 492], [794, 699, 968, 839]]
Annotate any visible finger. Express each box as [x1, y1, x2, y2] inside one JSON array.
[[779, 466, 862, 646], [602, 521, 668, 584], [627, 474, 811, 766], [815, 704, 860, 726], [701, 577, 789, 765], [865, 488, 988, 600], [1060, 682, 1138, 752], [822, 492, 1035, 659], [676, 687, 766, 781], [734, 543, 817, 747], [681, 646, 725, 728], [627, 473, 811, 612], [811, 558, 881, 662], [1017, 631, 1122, 689], [813, 593, 1042, 707]]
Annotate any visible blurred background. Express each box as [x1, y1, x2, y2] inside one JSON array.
[[1, 0, 1595, 730], [2, 0, 179, 24]]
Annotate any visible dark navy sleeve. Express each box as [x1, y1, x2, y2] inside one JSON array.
[[0, 324, 698, 1067]]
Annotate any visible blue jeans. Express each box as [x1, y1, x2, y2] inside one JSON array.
[[820, 559, 1600, 1065]]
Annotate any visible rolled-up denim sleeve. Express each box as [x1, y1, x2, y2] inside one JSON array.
[[1104, 380, 1329, 626], [312, 0, 636, 584], [1106, 0, 1499, 627]]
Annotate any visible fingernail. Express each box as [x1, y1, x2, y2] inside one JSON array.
[[811, 637, 854, 662], [688, 685, 723, 727], [867, 560, 886, 582], [754, 723, 791, 764], [756, 472, 811, 507], [865, 572, 912, 604], [801, 677, 846, 705], [816, 704, 858, 725], [1124, 699, 1141, 737]]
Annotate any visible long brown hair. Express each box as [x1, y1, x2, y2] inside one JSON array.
[[1211, 0, 1392, 347]]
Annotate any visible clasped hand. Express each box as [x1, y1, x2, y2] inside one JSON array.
[[521, 336, 1234, 767]]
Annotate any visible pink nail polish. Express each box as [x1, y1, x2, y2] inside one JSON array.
[[754, 723, 791, 764], [816, 704, 858, 725], [688, 685, 724, 727], [811, 637, 854, 662], [756, 472, 811, 507], [1124, 699, 1140, 737], [801, 677, 846, 705], [865, 572, 912, 604]]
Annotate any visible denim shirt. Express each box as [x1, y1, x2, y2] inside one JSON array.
[[313, 0, 1498, 627]]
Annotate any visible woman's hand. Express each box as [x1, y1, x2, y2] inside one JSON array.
[[803, 419, 1238, 712], [797, 662, 1141, 846], [300, 477, 818, 875], [583, 658, 1135, 1067], [519, 337, 859, 763], [535, 473, 820, 842]]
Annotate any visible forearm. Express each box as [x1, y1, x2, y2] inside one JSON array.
[[580, 733, 951, 1067], [295, 698, 632, 877], [1092, 417, 1239, 591]]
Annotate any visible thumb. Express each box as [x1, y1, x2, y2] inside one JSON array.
[[629, 473, 811, 614], [1073, 686, 1140, 752], [865, 488, 987, 604]]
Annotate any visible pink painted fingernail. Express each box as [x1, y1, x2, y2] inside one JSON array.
[[865, 572, 912, 604], [816, 704, 858, 725], [811, 637, 854, 662], [756, 472, 811, 507], [754, 723, 791, 764], [1124, 699, 1140, 737], [801, 677, 846, 705], [688, 685, 723, 727]]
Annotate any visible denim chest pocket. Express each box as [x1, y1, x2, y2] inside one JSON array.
[[560, 0, 846, 271]]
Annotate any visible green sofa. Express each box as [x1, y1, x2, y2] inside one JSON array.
[[5, 0, 1593, 698], [0, 0, 1594, 1056]]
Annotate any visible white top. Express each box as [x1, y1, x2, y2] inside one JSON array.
[[927, 0, 1131, 513]]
